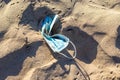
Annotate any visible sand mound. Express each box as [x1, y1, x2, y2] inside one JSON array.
[[0, 0, 120, 80]]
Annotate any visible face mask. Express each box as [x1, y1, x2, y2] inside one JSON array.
[[39, 14, 77, 59]]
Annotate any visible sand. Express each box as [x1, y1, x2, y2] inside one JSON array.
[[0, 0, 120, 80]]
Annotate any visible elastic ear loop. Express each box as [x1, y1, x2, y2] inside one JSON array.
[[57, 40, 77, 59]]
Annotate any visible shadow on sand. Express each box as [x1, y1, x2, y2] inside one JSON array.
[[62, 26, 98, 63], [3, 0, 11, 4], [0, 41, 42, 80], [19, 4, 55, 30], [116, 26, 120, 49]]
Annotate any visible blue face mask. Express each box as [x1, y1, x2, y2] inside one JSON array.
[[39, 15, 77, 59]]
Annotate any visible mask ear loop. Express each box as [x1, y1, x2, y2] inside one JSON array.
[[57, 40, 77, 59]]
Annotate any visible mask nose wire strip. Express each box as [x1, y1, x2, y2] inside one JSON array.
[[58, 40, 77, 59]]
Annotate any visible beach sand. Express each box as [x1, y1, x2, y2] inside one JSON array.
[[0, 0, 120, 80]]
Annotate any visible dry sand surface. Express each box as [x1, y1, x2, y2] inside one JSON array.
[[0, 0, 120, 80]]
